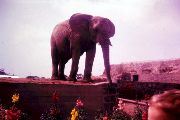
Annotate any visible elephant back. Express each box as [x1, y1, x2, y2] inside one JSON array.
[[69, 13, 93, 32], [51, 20, 71, 40]]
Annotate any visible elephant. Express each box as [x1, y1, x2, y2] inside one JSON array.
[[50, 13, 115, 83]]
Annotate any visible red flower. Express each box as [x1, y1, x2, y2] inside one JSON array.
[[5, 108, 21, 120], [76, 99, 83, 107], [103, 116, 108, 120]]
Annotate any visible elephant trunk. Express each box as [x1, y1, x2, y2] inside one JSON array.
[[101, 44, 112, 83]]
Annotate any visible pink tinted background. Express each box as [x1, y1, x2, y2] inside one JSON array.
[[0, 0, 180, 77]]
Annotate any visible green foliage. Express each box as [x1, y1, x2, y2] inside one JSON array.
[[76, 106, 88, 120], [111, 109, 132, 120], [133, 105, 142, 120], [94, 110, 107, 120], [19, 112, 31, 120], [40, 104, 62, 120]]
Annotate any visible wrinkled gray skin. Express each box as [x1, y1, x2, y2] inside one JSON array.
[[51, 13, 115, 83]]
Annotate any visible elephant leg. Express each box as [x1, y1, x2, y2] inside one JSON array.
[[58, 61, 67, 80], [84, 45, 96, 81], [69, 49, 81, 81], [51, 47, 60, 80]]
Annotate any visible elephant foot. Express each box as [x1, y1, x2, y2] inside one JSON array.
[[68, 77, 77, 82], [83, 77, 94, 83], [51, 76, 59, 80], [59, 75, 67, 81]]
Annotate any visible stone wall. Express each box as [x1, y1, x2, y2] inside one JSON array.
[[117, 81, 180, 99], [0, 78, 117, 119], [0, 78, 179, 119]]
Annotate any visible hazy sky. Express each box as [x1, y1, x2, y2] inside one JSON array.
[[0, 0, 180, 77]]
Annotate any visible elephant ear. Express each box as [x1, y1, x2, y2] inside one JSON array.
[[92, 16, 115, 38], [69, 13, 93, 32]]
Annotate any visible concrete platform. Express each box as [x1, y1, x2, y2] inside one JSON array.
[[0, 78, 117, 119], [1, 78, 179, 119]]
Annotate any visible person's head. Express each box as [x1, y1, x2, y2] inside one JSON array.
[[148, 89, 180, 120]]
